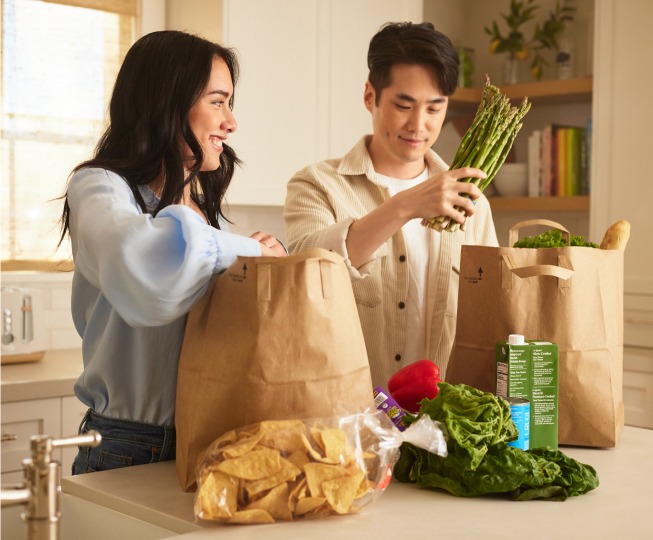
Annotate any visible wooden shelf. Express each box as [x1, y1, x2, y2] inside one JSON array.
[[487, 195, 590, 212], [450, 77, 593, 110]]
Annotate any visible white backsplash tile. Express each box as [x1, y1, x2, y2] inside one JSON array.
[[1, 271, 80, 351]]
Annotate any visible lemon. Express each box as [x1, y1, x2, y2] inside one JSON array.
[[516, 46, 530, 61], [530, 63, 542, 80], [489, 39, 501, 54]]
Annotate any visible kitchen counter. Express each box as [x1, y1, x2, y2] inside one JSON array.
[[1, 348, 83, 403], [60, 426, 653, 539]]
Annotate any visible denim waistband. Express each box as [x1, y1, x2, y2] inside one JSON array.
[[79, 409, 176, 456]]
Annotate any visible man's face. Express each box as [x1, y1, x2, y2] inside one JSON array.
[[365, 63, 448, 178]]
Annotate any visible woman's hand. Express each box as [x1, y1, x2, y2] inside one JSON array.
[[250, 231, 288, 257]]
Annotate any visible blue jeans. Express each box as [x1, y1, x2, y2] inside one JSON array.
[[72, 409, 176, 475]]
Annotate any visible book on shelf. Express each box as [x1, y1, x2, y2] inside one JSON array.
[[527, 129, 542, 197], [555, 126, 568, 196], [528, 123, 591, 197]]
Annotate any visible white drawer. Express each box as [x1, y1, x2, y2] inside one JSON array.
[[623, 346, 653, 429], [1, 398, 61, 474]]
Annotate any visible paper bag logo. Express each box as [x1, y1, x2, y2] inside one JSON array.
[[463, 266, 484, 285], [228, 263, 248, 283]]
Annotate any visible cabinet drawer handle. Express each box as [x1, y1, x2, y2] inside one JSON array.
[[1, 433, 18, 442]]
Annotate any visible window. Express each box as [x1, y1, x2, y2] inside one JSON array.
[[1, 0, 136, 266]]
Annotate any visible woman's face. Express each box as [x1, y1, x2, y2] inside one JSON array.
[[186, 56, 238, 173]]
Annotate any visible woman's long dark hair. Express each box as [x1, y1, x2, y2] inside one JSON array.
[[59, 30, 240, 243]]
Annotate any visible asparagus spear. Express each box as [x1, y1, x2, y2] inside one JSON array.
[[427, 77, 531, 232]]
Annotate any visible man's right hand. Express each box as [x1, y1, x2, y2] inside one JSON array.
[[395, 166, 486, 226]]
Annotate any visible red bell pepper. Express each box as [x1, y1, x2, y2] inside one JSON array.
[[387, 359, 441, 413]]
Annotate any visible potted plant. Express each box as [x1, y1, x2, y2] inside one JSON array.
[[485, 0, 576, 83]]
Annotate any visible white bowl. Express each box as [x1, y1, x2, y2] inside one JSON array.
[[492, 163, 528, 197]]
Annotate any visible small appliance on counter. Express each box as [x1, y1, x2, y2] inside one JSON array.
[[1, 287, 46, 364]]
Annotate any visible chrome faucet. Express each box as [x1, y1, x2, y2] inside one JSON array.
[[1, 431, 101, 540]]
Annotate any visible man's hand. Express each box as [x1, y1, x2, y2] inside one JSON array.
[[345, 167, 486, 269], [395, 167, 485, 225]]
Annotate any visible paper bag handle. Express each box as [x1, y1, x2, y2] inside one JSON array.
[[508, 219, 570, 247], [257, 258, 334, 301], [501, 254, 574, 289]]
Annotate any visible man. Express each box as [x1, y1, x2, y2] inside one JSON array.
[[284, 22, 498, 388]]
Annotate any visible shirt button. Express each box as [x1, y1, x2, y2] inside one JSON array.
[[399, 255, 406, 262], [398, 302, 405, 309], [395, 354, 402, 361]]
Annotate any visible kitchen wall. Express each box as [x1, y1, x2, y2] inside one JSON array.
[[227, 204, 286, 243], [1, 272, 80, 351]]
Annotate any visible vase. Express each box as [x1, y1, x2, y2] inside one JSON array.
[[502, 55, 519, 85], [556, 28, 576, 80], [456, 45, 475, 88]]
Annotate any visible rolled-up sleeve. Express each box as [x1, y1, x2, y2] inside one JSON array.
[[284, 170, 387, 281], [67, 168, 261, 326]]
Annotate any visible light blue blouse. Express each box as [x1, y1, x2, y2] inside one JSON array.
[[67, 168, 262, 427]]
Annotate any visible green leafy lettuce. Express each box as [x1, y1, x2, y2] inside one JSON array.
[[394, 382, 599, 501], [512, 228, 598, 248]]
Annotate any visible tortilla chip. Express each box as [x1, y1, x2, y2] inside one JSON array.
[[289, 477, 308, 500], [220, 432, 264, 459], [254, 420, 306, 453], [245, 456, 301, 498], [294, 496, 327, 515], [246, 483, 293, 521], [355, 477, 375, 499], [195, 470, 238, 520], [216, 448, 281, 480], [286, 450, 311, 470], [227, 508, 275, 524], [322, 471, 366, 514], [261, 430, 307, 454], [300, 433, 342, 464], [311, 427, 350, 463], [258, 419, 306, 434], [303, 463, 349, 497]]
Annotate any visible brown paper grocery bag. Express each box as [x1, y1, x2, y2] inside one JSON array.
[[446, 219, 624, 447], [175, 248, 374, 491]]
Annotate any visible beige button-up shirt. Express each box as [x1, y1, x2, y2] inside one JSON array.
[[284, 136, 499, 388]]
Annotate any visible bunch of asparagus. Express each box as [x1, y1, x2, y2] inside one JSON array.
[[427, 76, 531, 232]]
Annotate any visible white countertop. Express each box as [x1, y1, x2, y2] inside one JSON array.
[[61, 425, 653, 539], [1, 348, 83, 403]]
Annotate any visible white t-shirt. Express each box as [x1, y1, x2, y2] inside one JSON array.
[[375, 168, 435, 364]]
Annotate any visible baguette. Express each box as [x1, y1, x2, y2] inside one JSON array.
[[599, 220, 631, 250]]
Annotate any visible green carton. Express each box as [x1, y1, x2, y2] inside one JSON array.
[[496, 336, 559, 449]]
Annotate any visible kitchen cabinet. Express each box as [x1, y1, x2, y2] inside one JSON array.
[[221, 0, 422, 206], [0, 396, 87, 484], [1, 349, 85, 482], [591, 0, 653, 428], [623, 293, 653, 429], [1, 398, 61, 484]]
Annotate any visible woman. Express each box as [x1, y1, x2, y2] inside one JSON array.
[[59, 31, 286, 474]]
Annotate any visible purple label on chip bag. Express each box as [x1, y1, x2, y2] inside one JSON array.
[[373, 386, 408, 431]]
